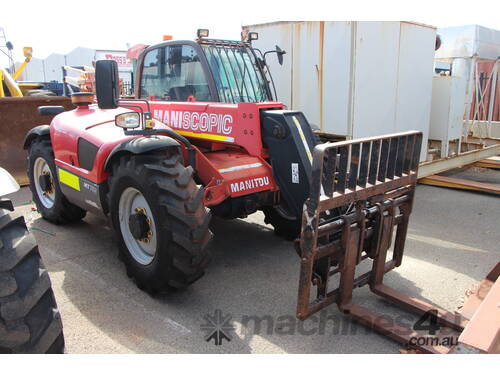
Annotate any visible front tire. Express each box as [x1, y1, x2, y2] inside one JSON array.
[[262, 205, 301, 241], [0, 212, 65, 353], [27, 138, 86, 224], [108, 151, 212, 293]]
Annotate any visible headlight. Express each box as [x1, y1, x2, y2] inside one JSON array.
[[115, 112, 141, 129]]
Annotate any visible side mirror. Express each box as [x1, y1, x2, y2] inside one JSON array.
[[95, 60, 119, 109], [276, 45, 286, 66], [115, 112, 140, 129]]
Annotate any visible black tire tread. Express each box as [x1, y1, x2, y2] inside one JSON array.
[[0, 213, 64, 354]]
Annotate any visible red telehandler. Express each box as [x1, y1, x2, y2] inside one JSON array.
[[22, 30, 498, 353], [23, 30, 324, 292]]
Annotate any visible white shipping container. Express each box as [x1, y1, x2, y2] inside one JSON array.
[[243, 21, 436, 161], [248, 22, 294, 107]]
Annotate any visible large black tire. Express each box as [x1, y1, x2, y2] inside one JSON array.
[[0, 212, 65, 353], [263, 206, 301, 241], [27, 138, 86, 224], [108, 150, 212, 293]]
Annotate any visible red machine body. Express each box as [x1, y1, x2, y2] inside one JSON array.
[[50, 100, 283, 207]]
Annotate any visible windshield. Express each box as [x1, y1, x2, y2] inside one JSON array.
[[201, 44, 272, 103]]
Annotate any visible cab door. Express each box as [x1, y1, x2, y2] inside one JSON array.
[[136, 42, 217, 103]]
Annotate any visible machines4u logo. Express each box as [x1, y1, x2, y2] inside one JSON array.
[[200, 309, 235, 346]]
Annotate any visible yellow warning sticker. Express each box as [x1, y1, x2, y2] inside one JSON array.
[[58, 168, 80, 191], [292, 115, 313, 164], [176, 130, 235, 143]]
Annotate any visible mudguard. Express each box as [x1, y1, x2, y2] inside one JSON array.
[[23, 125, 50, 149], [104, 136, 181, 172]]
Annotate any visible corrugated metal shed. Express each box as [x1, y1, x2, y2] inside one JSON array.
[[65, 47, 96, 67], [43, 53, 65, 82], [20, 47, 132, 84], [21, 57, 45, 81]]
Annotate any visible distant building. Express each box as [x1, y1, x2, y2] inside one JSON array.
[[19, 47, 133, 85]]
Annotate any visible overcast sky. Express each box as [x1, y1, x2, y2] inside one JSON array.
[[1, 0, 499, 67]]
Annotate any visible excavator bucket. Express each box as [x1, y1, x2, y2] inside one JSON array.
[[0, 96, 73, 184], [294, 130, 485, 353]]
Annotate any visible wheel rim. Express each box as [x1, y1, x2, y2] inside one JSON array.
[[118, 187, 157, 265], [33, 157, 55, 209]]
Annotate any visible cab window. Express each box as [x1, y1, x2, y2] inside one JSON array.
[[140, 45, 212, 102]]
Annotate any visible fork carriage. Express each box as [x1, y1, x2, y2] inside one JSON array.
[[295, 131, 476, 354]]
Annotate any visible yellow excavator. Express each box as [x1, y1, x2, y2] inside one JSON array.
[[0, 46, 54, 97]]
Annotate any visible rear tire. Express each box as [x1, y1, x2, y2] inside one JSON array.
[[0, 212, 64, 353], [108, 150, 212, 293], [27, 138, 86, 224], [263, 206, 301, 241]]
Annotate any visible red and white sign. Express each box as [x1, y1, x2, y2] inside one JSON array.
[[95, 50, 132, 69]]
